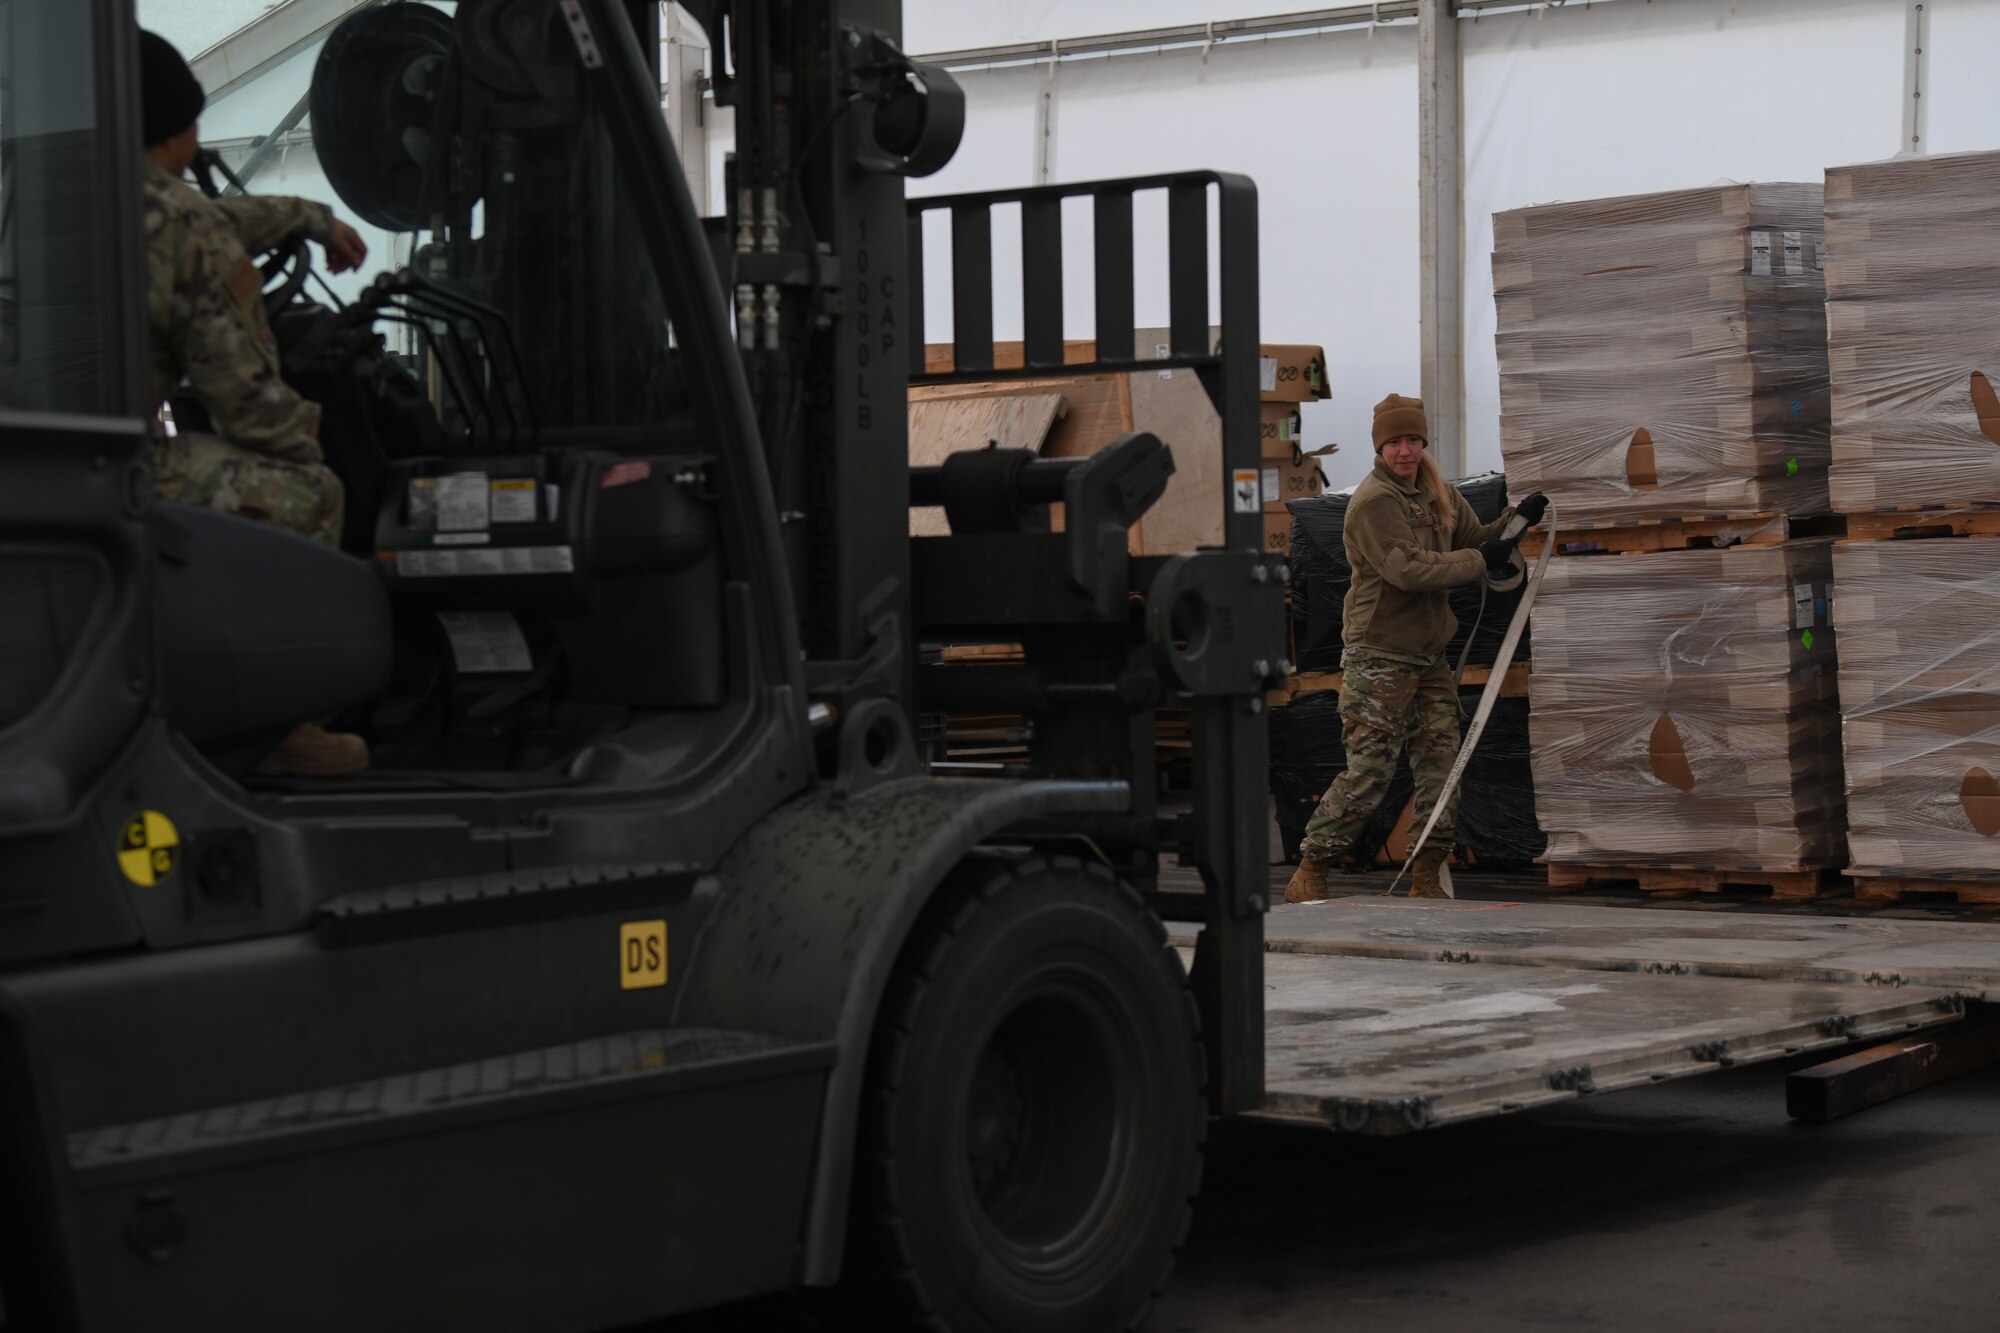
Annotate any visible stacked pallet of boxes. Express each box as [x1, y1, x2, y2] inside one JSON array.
[[1495, 183, 1830, 527], [1823, 150, 2000, 904], [1269, 473, 1544, 871], [1496, 184, 1846, 898]]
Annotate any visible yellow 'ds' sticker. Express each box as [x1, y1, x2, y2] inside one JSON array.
[[117, 811, 180, 887], [619, 919, 668, 990]]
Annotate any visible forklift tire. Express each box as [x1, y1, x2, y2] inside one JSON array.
[[835, 854, 1205, 1333]]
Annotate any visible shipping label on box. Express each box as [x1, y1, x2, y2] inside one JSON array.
[[1260, 344, 1330, 403], [1260, 402, 1303, 456]]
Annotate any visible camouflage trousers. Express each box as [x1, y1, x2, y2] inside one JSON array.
[[1299, 649, 1463, 862], [155, 431, 344, 549]]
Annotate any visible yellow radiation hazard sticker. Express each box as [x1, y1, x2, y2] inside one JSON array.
[[619, 919, 667, 990], [117, 811, 180, 887]]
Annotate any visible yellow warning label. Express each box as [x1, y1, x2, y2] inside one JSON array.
[[116, 811, 180, 887], [619, 919, 668, 990]]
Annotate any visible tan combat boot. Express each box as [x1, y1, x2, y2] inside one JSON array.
[[1408, 844, 1453, 900], [1284, 856, 1336, 904], [254, 722, 370, 777]]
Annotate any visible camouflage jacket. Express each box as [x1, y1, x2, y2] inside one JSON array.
[[1342, 460, 1514, 663], [143, 159, 335, 464]]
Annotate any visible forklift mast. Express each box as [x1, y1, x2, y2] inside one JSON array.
[[703, 0, 1283, 1111]]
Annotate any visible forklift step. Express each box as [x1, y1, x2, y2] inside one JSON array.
[[315, 861, 700, 945], [67, 1028, 835, 1186]]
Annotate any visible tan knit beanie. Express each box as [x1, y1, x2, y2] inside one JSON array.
[[1371, 393, 1428, 451]]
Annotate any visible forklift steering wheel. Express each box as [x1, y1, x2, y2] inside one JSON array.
[[257, 232, 314, 317]]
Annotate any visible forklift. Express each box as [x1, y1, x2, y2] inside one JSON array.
[[0, 2, 1284, 1327]]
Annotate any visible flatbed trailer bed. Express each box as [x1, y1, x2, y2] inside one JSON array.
[[1174, 900, 2000, 1134]]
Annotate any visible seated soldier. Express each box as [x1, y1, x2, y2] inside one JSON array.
[[141, 29, 375, 776]]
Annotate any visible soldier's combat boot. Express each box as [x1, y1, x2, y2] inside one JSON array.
[[255, 722, 370, 777], [1284, 856, 1336, 904], [1408, 844, 1452, 900]]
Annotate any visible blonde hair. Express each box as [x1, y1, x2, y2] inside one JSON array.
[[1413, 452, 1456, 527]]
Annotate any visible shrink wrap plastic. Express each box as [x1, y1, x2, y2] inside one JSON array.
[[1528, 541, 1844, 867], [1833, 539, 2000, 877], [1494, 184, 1830, 524], [1823, 151, 2000, 513]]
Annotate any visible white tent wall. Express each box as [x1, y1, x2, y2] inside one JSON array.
[[1925, 0, 2000, 154], [1070, 35, 1415, 496], [852, 0, 2000, 490], [904, 1, 1372, 54], [1460, 0, 1913, 477], [914, 33, 1420, 491]]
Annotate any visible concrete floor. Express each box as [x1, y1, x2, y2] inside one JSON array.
[[1147, 1057, 2000, 1332], [652, 1052, 2000, 1332], [649, 866, 2000, 1332]]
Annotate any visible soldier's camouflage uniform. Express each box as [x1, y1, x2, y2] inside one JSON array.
[[144, 159, 344, 547], [1298, 648, 1463, 861], [1298, 457, 1515, 863]]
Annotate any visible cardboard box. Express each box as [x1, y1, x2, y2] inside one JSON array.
[[1834, 538, 2000, 876], [1493, 183, 1830, 525], [1261, 344, 1329, 403], [1262, 512, 1291, 556], [1527, 541, 1844, 868], [1823, 149, 2000, 512], [1262, 450, 1328, 510]]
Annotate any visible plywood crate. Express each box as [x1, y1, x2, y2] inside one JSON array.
[[921, 335, 1332, 555]]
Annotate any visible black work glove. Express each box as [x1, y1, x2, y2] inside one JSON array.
[[1480, 535, 1520, 574], [1516, 491, 1549, 526]]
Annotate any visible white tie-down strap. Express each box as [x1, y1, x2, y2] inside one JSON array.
[[1389, 503, 1558, 899]]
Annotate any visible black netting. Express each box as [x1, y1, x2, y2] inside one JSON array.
[[1268, 691, 1544, 868], [1286, 492, 1349, 674], [1446, 473, 1532, 667]]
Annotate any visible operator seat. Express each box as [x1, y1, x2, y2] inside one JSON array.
[[153, 503, 393, 765]]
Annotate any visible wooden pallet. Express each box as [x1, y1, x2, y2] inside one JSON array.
[[1520, 513, 1843, 558], [1541, 862, 1839, 902], [1842, 508, 2000, 543], [1850, 874, 2000, 907], [937, 643, 1026, 663], [1274, 660, 1530, 706]]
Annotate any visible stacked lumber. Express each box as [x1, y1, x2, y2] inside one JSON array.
[[1833, 539, 2000, 905], [1823, 149, 2000, 518], [1494, 183, 1831, 527], [1527, 541, 1844, 885]]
